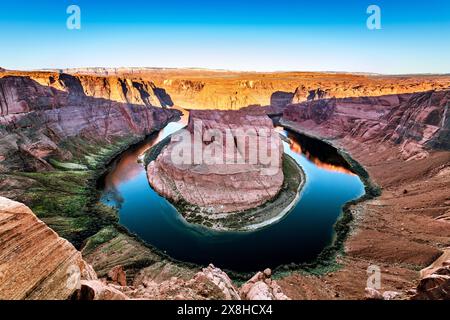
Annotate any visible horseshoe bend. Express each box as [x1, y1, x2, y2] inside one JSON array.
[[0, 68, 449, 301], [146, 109, 307, 231]]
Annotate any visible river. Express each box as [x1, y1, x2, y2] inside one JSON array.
[[98, 110, 365, 272]]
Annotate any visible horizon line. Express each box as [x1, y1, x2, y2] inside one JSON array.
[[2, 66, 450, 77]]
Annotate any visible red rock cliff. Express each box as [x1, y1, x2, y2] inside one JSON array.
[[0, 75, 181, 172]]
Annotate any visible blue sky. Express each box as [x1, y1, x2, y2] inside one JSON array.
[[0, 0, 449, 74]]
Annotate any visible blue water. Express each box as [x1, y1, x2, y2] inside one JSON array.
[[100, 115, 365, 272]]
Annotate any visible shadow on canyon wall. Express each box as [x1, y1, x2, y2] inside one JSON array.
[[0, 75, 180, 172]]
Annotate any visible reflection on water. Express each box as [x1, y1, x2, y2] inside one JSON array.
[[277, 128, 356, 176], [99, 112, 365, 272], [101, 109, 189, 207]]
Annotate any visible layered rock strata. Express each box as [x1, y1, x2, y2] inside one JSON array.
[[274, 90, 450, 300], [0, 75, 181, 172], [33, 68, 450, 110], [282, 90, 450, 159], [0, 197, 97, 299], [0, 196, 291, 300], [147, 110, 284, 214]]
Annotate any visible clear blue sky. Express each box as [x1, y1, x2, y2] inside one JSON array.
[[0, 0, 449, 74]]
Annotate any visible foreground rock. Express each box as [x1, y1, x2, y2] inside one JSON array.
[[0, 197, 97, 299], [413, 249, 450, 300], [119, 264, 241, 300], [240, 268, 290, 300], [147, 109, 284, 215], [0, 195, 292, 300], [72, 280, 129, 300]]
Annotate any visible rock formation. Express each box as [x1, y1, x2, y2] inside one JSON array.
[[72, 280, 129, 300], [35, 68, 450, 110], [147, 109, 284, 214], [275, 87, 450, 300], [119, 264, 241, 300], [0, 75, 181, 172], [282, 90, 450, 159], [0, 195, 293, 300], [0, 196, 97, 299], [412, 249, 450, 300], [240, 268, 290, 300]]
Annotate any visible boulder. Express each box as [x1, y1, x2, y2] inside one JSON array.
[[72, 280, 128, 300], [107, 265, 127, 287], [240, 269, 290, 300]]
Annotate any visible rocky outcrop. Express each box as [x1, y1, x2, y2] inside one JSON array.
[[240, 268, 290, 300], [413, 270, 450, 300], [72, 280, 129, 300], [0, 195, 289, 301], [282, 90, 450, 159], [147, 109, 284, 214], [119, 264, 240, 300], [0, 75, 181, 172], [0, 197, 97, 300], [412, 249, 450, 300], [292, 86, 331, 103], [107, 265, 127, 286], [0, 71, 174, 108]]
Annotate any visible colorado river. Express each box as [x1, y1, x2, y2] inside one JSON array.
[[99, 111, 365, 272]]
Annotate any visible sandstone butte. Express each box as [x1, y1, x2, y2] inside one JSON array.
[[0, 69, 449, 299], [147, 109, 284, 214]]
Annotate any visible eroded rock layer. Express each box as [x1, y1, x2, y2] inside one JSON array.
[[35, 68, 450, 110], [273, 90, 450, 300], [0, 75, 181, 172], [282, 90, 450, 159], [0, 196, 97, 300], [0, 195, 292, 300], [147, 110, 284, 214]]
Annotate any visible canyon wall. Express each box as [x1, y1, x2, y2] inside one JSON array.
[[276, 90, 450, 300], [0, 75, 181, 172], [38, 68, 450, 110], [282, 90, 450, 159]]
